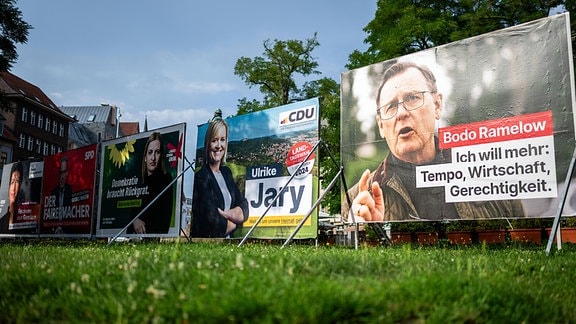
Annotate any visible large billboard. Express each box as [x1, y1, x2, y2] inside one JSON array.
[[0, 160, 43, 236], [192, 98, 320, 239], [40, 144, 98, 236], [96, 124, 185, 237], [341, 13, 574, 222]]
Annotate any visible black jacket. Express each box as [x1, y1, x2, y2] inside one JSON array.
[[191, 165, 248, 238], [128, 170, 174, 234]]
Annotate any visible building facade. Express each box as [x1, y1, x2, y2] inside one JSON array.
[[0, 71, 73, 165]]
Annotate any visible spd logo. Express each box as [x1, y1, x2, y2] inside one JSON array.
[[85, 150, 95, 160]]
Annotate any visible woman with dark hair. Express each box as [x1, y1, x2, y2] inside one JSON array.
[[192, 116, 248, 238], [131, 132, 174, 234], [0, 162, 24, 233]]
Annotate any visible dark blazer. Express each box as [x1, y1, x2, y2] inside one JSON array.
[[0, 211, 10, 233], [138, 170, 174, 234], [51, 183, 72, 207], [191, 165, 248, 238]]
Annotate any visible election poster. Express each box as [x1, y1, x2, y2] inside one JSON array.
[[0, 160, 43, 236], [39, 144, 98, 236], [192, 98, 320, 239], [340, 13, 574, 221], [95, 124, 184, 237]]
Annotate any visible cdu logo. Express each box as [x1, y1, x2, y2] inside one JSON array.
[[279, 105, 316, 127]]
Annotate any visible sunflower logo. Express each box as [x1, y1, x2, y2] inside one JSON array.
[[107, 140, 136, 168]]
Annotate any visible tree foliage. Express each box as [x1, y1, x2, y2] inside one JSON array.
[[235, 97, 264, 116], [233, 34, 344, 214], [300, 77, 341, 214], [0, 0, 32, 71], [347, 0, 564, 70], [234, 33, 320, 113]]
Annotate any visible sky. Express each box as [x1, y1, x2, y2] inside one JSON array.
[[10, 0, 377, 196]]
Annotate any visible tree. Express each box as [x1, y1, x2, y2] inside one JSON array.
[[234, 35, 344, 214], [347, 0, 564, 70], [234, 33, 320, 113], [235, 97, 264, 116], [299, 77, 341, 214], [0, 0, 32, 71]]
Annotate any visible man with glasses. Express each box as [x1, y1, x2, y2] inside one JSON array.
[[347, 61, 525, 221]]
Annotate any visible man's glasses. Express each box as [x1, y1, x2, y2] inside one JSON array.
[[377, 90, 435, 120]]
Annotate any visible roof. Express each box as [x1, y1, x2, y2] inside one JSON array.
[[119, 122, 139, 136], [60, 105, 114, 124], [0, 71, 60, 111]]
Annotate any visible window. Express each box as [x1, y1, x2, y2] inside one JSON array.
[[45, 117, 51, 132], [19, 134, 25, 148], [27, 136, 33, 151], [35, 139, 41, 154], [59, 124, 65, 137], [22, 107, 28, 122], [43, 142, 48, 156], [52, 120, 57, 134], [57, 146, 63, 153], [30, 111, 36, 126], [51, 144, 56, 155], [87, 114, 96, 122], [38, 114, 43, 129]]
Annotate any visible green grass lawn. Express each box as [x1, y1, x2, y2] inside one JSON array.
[[1, 240, 575, 323]]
